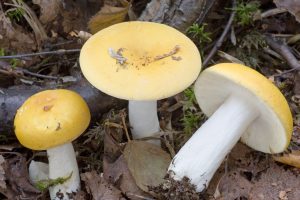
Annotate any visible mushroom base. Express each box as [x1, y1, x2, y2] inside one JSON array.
[[129, 100, 160, 144], [168, 95, 259, 192], [47, 143, 80, 200]]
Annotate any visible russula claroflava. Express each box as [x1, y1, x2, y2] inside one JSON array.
[[14, 89, 91, 199], [168, 63, 293, 191], [80, 21, 201, 144]]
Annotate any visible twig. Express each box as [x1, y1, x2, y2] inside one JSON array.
[[274, 67, 300, 77], [0, 61, 58, 79], [195, 0, 217, 24], [203, 0, 237, 67], [21, 69, 59, 79], [260, 8, 287, 19], [264, 35, 300, 70], [0, 49, 80, 59], [120, 110, 131, 142]]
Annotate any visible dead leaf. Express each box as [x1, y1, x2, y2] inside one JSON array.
[[0, 154, 40, 199], [279, 190, 288, 200], [81, 171, 124, 200], [294, 73, 300, 96], [103, 155, 146, 199], [88, 0, 130, 34], [273, 151, 300, 168], [103, 125, 148, 199], [0, 155, 6, 190], [274, 0, 300, 23], [123, 141, 171, 192], [32, 0, 62, 24], [0, 9, 35, 52]]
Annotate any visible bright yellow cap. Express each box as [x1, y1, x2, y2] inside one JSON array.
[[80, 21, 201, 100], [14, 89, 91, 150], [195, 63, 293, 153]]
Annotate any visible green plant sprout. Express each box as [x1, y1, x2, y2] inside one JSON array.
[[232, 0, 260, 26], [182, 87, 197, 111], [187, 23, 212, 45], [7, 7, 24, 22], [181, 87, 206, 136], [236, 31, 266, 68], [181, 111, 202, 136], [0, 48, 5, 56]]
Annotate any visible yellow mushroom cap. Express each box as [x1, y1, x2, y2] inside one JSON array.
[[194, 63, 293, 153], [79, 21, 201, 101], [14, 89, 91, 150]]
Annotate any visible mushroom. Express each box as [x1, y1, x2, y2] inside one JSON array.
[[79, 21, 201, 144], [168, 63, 293, 191], [14, 89, 91, 200]]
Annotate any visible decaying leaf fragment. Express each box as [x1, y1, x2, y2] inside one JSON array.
[[0, 155, 6, 190], [123, 141, 171, 192], [273, 0, 300, 23], [273, 150, 300, 168], [32, 0, 62, 24], [81, 171, 124, 200], [88, 0, 130, 34]]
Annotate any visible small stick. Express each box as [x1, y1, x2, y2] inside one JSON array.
[[120, 110, 131, 142], [22, 69, 59, 79], [260, 8, 287, 19], [203, 0, 237, 67], [274, 67, 300, 77], [0, 49, 80, 59], [0, 61, 58, 79], [264, 35, 300, 70]]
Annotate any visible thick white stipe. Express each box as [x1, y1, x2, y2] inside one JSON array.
[[47, 143, 80, 200], [129, 100, 160, 144], [169, 95, 259, 191]]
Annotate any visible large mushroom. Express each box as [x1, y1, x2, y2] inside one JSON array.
[[168, 63, 293, 191], [14, 89, 91, 200], [79, 21, 201, 144]]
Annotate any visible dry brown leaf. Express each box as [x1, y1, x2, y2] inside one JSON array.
[[103, 127, 148, 199], [81, 171, 123, 200], [273, 151, 300, 168], [32, 0, 61, 24], [274, 0, 300, 23], [0, 9, 35, 52], [123, 141, 171, 192], [279, 190, 288, 200], [88, 0, 130, 34], [0, 154, 40, 199], [0, 155, 6, 190], [103, 155, 147, 199]]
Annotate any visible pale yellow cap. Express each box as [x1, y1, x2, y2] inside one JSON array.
[[14, 89, 91, 150], [195, 63, 293, 153], [80, 21, 201, 100]]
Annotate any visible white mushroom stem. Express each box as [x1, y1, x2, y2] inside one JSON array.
[[168, 95, 260, 192], [47, 143, 80, 200], [129, 100, 160, 144]]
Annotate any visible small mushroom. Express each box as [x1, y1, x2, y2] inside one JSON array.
[[79, 21, 201, 144], [14, 89, 91, 199], [168, 63, 293, 191]]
